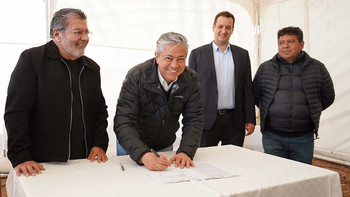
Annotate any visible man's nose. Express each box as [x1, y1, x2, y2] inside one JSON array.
[[171, 60, 179, 67], [81, 32, 90, 40], [221, 28, 227, 34]]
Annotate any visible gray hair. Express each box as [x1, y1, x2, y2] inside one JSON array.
[[50, 8, 87, 39], [156, 32, 189, 55]]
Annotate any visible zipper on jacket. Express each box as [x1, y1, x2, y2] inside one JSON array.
[[61, 59, 73, 162], [156, 84, 168, 142], [156, 82, 180, 142], [78, 67, 89, 158], [289, 64, 293, 131]]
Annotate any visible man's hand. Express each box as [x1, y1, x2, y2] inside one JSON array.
[[169, 153, 194, 169], [245, 123, 255, 136], [141, 152, 170, 171], [14, 160, 45, 177], [87, 147, 108, 163]]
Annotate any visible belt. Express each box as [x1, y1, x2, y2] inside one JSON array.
[[218, 109, 234, 115]]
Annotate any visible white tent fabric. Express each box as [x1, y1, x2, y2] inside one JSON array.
[[0, 0, 348, 163]]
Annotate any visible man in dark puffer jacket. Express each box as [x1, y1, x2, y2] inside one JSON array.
[[114, 32, 204, 171], [253, 26, 335, 164]]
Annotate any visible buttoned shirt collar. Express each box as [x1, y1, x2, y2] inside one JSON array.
[[212, 41, 231, 53]]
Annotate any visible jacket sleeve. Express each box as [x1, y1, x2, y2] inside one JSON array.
[[177, 73, 204, 159], [320, 65, 335, 110], [253, 65, 263, 108], [188, 50, 198, 71], [243, 51, 256, 125], [114, 72, 149, 164], [4, 51, 36, 168], [91, 83, 109, 152]]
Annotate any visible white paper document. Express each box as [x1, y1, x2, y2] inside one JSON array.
[[140, 162, 239, 184]]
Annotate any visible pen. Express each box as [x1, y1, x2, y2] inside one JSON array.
[[150, 149, 171, 167], [119, 163, 125, 171]]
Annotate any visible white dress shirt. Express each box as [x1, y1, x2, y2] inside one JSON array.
[[212, 42, 235, 110]]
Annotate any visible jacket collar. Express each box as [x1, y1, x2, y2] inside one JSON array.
[[277, 51, 305, 65], [271, 50, 314, 67], [46, 40, 93, 69]]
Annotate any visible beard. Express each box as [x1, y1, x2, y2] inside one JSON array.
[[62, 39, 87, 58]]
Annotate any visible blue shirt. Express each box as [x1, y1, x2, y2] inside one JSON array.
[[212, 42, 235, 110]]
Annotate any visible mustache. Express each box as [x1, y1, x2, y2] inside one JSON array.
[[76, 41, 88, 45]]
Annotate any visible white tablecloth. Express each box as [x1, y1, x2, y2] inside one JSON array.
[[6, 145, 342, 197]]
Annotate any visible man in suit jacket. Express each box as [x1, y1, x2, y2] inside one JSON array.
[[189, 11, 256, 147]]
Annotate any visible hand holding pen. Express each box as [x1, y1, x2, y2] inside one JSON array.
[[140, 149, 171, 171], [151, 149, 171, 167]]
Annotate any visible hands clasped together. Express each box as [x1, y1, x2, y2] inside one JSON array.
[[141, 152, 194, 171]]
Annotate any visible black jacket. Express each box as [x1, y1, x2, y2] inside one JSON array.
[[114, 58, 204, 164], [265, 53, 314, 135], [253, 51, 335, 136], [4, 40, 109, 167]]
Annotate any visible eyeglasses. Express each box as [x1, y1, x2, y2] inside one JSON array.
[[59, 29, 92, 37]]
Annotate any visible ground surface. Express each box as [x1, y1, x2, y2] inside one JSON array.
[[1, 159, 349, 197], [1, 177, 7, 197]]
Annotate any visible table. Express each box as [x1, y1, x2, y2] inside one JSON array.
[[6, 145, 342, 197]]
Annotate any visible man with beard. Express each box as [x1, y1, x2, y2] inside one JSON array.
[[4, 8, 109, 177]]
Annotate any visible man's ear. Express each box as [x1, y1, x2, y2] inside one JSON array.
[[154, 51, 159, 63], [300, 41, 305, 49], [52, 29, 61, 41]]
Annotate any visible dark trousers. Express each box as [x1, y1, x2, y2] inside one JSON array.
[[200, 110, 245, 147], [262, 130, 314, 164]]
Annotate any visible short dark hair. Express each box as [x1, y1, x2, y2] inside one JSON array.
[[213, 11, 235, 27], [50, 8, 87, 39], [277, 26, 303, 42]]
